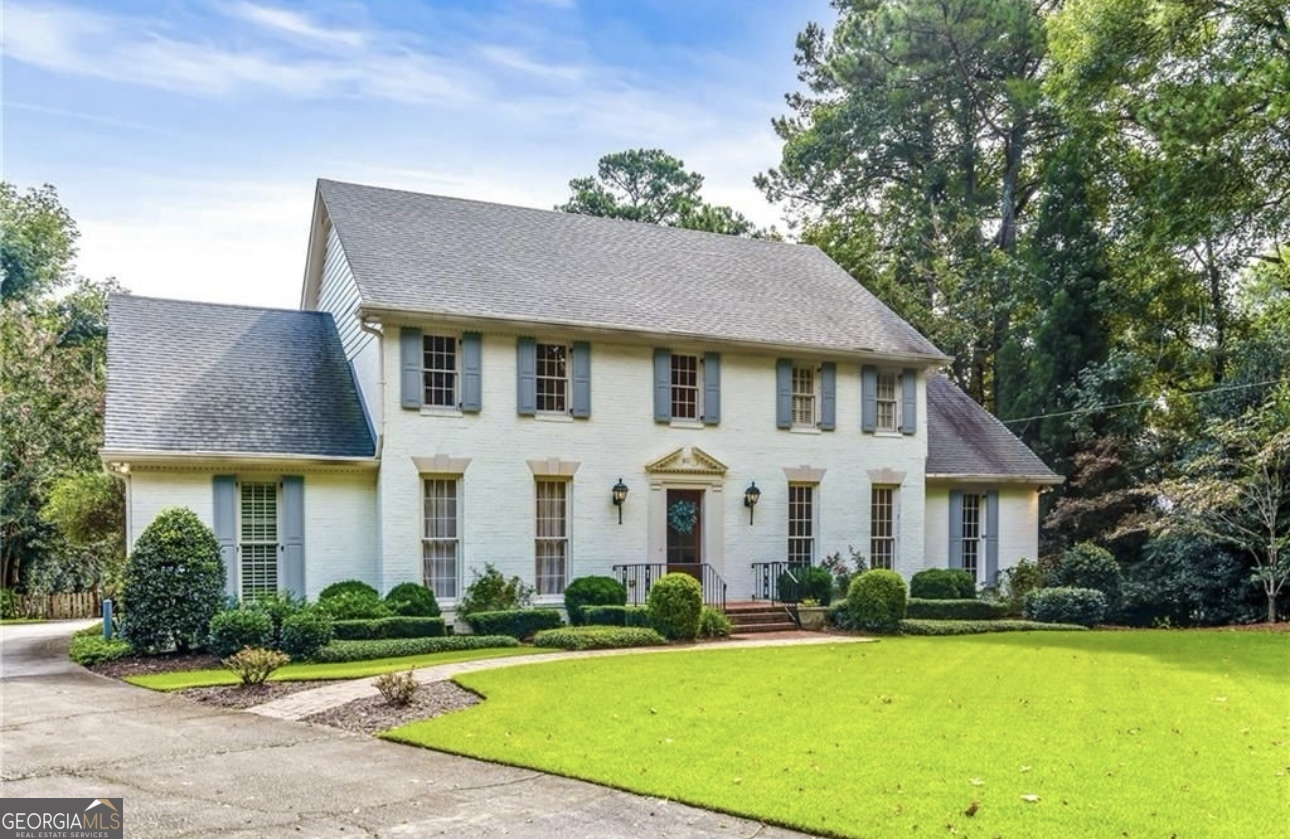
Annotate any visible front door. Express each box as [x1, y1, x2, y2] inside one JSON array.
[[666, 489, 703, 577]]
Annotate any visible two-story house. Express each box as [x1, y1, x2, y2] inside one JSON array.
[[101, 179, 1060, 618]]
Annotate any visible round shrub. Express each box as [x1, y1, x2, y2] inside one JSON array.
[[385, 582, 441, 617], [847, 570, 907, 633], [120, 507, 225, 653], [318, 580, 379, 601], [1023, 586, 1108, 628], [280, 610, 335, 659], [910, 568, 976, 600], [563, 575, 627, 625], [776, 565, 834, 605], [697, 606, 732, 638], [206, 608, 274, 656], [246, 591, 304, 648], [646, 573, 703, 641], [1044, 543, 1122, 607], [316, 589, 392, 620]]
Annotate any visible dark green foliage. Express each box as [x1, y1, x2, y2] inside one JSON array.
[[315, 589, 392, 620], [645, 573, 703, 641], [847, 570, 907, 634], [1044, 543, 1122, 607], [1024, 587, 1108, 628], [331, 617, 446, 640], [827, 602, 858, 630], [246, 591, 304, 648], [909, 569, 976, 600], [1119, 536, 1264, 627], [562, 576, 627, 625], [465, 609, 563, 639], [997, 559, 1045, 617], [697, 606, 732, 638], [533, 626, 667, 650], [458, 564, 534, 618], [899, 619, 1089, 636], [776, 565, 834, 605], [580, 605, 651, 627], [318, 580, 379, 601], [206, 608, 273, 657], [309, 635, 519, 663], [68, 632, 132, 665], [120, 507, 225, 653], [905, 599, 1008, 621], [384, 583, 441, 617], [279, 610, 334, 659]]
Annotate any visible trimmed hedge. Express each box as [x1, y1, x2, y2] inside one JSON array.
[[308, 635, 520, 663], [465, 608, 563, 639], [563, 576, 627, 625], [316, 590, 393, 620], [1024, 586, 1108, 627], [318, 580, 379, 601], [206, 608, 274, 656], [533, 626, 667, 651], [280, 610, 334, 659], [332, 616, 446, 640], [847, 569, 907, 633], [69, 633, 132, 665], [905, 598, 1008, 621], [384, 583, 441, 618], [909, 569, 976, 600], [899, 619, 1089, 636], [646, 573, 703, 640], [581, 605, 652, 627]]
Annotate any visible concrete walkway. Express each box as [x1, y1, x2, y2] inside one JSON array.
[[1, 622, 823, 839], [252, 633, 870, 720]]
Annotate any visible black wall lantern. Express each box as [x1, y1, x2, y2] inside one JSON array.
[[743, 481, 761, 525], [611, 478, 629, 524]]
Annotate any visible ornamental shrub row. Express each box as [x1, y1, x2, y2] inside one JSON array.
[[464, 608, 563, 639], [905, 598, 1008, 621], [898, 619, 1089, 635], [562, 576, 626, 624], [331, 616, 446, 641], [1023, 586, 1108, 627], [532, 626, 667, 651], [909, 568, 976, 600], [581, 605, 651, 627], [309, 635, 520, 663]]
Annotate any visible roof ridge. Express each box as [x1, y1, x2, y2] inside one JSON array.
[[111, 293, 323, 317]]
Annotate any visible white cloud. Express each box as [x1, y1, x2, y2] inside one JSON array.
[[478, 45, 585, 83], [225, 1, 367, 48]]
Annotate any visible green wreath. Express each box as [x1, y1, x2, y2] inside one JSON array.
[[668, 499, 698, 535]]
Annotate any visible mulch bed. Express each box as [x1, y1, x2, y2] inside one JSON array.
[[90, 653, 223, 679], [178, 680, 346, 710], [303, 681, 481, 735]]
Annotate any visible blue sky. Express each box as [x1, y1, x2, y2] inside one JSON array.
[[4, 0, 830, 308]]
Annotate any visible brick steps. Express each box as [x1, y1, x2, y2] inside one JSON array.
[[724, 602, 799, 634]]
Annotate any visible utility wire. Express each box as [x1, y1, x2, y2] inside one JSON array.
[[999, 378, 1282, 425]]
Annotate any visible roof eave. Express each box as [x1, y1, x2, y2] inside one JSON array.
[[926, 472, 1064, 486], [100, 448, 379, 470]]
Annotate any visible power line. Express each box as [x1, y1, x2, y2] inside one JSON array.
[[1000, 379, 1283, 424]]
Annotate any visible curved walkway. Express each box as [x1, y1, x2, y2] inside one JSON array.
[[251, 633, 872, 720]]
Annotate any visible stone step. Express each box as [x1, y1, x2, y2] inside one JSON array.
[[728, 611, 795, 626], [730, 621, 800, 634]]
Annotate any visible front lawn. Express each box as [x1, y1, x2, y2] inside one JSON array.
[[126, 646, 549, 690], [387, 631, 1288, 839]]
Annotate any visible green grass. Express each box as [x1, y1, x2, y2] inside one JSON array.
[[386, 632, 1290, 839], [126, 646, 549, 690], [0, 618, 46, 625]]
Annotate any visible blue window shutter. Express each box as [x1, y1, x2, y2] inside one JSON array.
[[702, 352, 721, 425], [653, 349, 671, 422], [400, 328, 422, 409], [861, 365, 877, 432], [820, 362, 837, 430], [460, 332, 482, 413], [985, 490, 1000, 584], [776, 358, 792, 429], [948, 490, 964, 569], [516, 337, 536, 416], [281, 476, 305, 599], [900, 368, 917, 435], [213, 476, 237, 596], [571, 341, 591, 418]]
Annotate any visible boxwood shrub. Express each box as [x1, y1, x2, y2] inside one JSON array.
[[318, 580, 379, 601], [909, 569, 976, 600], [847, 569, 907, 633], [581, 605, 651, 627], [69, 633, 132, 665], [1043, 543, 1123, 607], [775, 565, 834, 605], [315, 589, 393, 620], [1024, 586, 1108, 627], [532, 626, 667, 651], [308, 635, 520, 663], [562, 576, 627, 625], [331, 616, 446, 640], [465, 608, 563, 639], [120, 507, 225, 653], [280, 610, 334, 659], [905, 598, 1007, 621], [384, 583, 441, 618], [899, 619, 1089, 635], [206, 607, 274, 656]]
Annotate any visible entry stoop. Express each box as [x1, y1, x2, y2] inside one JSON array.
[[724, 601, 798, 634]]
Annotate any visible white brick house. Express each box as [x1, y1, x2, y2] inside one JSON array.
[[101, 179, 1061, 616]]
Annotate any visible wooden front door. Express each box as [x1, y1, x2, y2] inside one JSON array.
[[666, 489, 703, 576]]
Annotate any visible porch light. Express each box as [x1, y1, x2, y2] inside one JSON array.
[[743, 481, 761, 525], [611, 478, 629, 524]]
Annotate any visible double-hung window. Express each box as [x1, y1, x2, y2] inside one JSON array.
[[240, 481, 278, 599], [422, 478, 460, 599], [870, 486, 896, 570], [960, 493, 985, 580], [423, 335, 457, 408], [535, 343, 569, 414], [791, 365, 817, 427], [671, 354, 701, 420], [875, 371, 899, 431], [535, 480, 568, 595], [787, 485, 815, 564]]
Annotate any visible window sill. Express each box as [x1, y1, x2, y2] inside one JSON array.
[[669, 419, 705, 430], [790, 425, 821, 435], [874, 429, 904, 438], [420, 406, 463, 418], [533, 413, 574, 423]]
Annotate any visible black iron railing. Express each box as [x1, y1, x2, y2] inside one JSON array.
[[750, 561, 811, 603], [612, 563, 727, 611]]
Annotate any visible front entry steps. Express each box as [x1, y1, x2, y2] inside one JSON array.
[[724, 601, 798, 634]]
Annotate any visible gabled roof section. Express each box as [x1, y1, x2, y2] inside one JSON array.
[[316, 179, 948, 361], [104, 295, 375, 459], [926, 374, 1061, 483]]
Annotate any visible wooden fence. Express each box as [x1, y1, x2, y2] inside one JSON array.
[[5, 591, 102, 620]]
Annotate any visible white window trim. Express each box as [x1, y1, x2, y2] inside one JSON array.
[[422, 476, 462, 604], [791, 363, 820, 429], [535, 342, 571, 416], [669, 353, 704, 422], [787, 483, 818, 565], [870, 485, 899, 571], [422, 334, 460, 410], [875, 370, 902, 433]]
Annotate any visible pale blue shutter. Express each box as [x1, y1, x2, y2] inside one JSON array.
[[400, 328, 422, 409], [900, 368, 917, 435], [653, 349, 671, 422], [948, 490, 964, 568], [460, 332, 482, 413], [820, 362, 836, 430], [702, 352, 721, 425], [516, 337, 536, 416], [861, 365, 877, 432], [571, 341, 591, 418], [281, 476, 305, 598], [985, 491, 1000, 583], [776, 359, 792, 429], [213, 476, 237, 596]]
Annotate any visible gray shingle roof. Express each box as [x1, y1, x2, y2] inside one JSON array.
[[926, 374, 1060, 481], [318, 179, 948, 360], [104, 295, 374, 458]]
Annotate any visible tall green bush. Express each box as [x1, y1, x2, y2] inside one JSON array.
[[563, 575, 627, 624], [909, 568, 976, 600], [385, 582, 441, 617], [206, 607, 274, 656], [120, 507, 225, 653], [646, 573, 703, 640], [1044, 543, 1122, 607], [847, 569, 906, 633], [1024, 586, 1108, 628]]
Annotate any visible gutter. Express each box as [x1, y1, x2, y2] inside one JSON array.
[[100, 450, 380, 470], [926, 473, 1065, 486]]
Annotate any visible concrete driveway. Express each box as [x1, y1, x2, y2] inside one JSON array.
[[0, 622, 814, 838]]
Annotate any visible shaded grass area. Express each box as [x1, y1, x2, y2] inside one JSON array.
[[126, 646, 548, 690], [387, 632, 1289, 839]]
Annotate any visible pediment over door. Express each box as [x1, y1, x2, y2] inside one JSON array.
[[645, 446, 728, 476]]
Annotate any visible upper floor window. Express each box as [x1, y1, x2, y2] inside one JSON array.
[[671, 354, 701, 420], [401, 328, 480, 413], [777, 358, 835, 431], [792, 365, 817, 427], [862, 365, 914, 435], [423, 335, 457, 408], [535, 343, 569, 414], [875, 371, 899, 431], [655, 349, 720, 425]]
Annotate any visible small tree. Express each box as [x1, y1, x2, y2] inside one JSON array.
[[120, 507, 224, 653]]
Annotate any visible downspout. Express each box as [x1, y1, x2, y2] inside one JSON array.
[[359, 319, 385, 460]]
